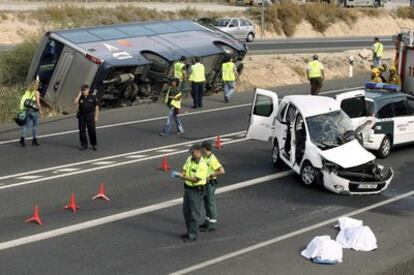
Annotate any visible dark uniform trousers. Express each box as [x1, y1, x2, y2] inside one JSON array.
[[203, 179, 218, 228], [78, 112, 97, 147], [192, 82, 205, 108], [183, 187, 205, 239], [310, 77, 323, 95]]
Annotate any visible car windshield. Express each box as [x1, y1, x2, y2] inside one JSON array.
[[215, 19, 231, 27], [306, 110, 355, 150]]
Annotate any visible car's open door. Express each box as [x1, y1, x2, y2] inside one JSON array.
[[246, 88, 278, 141]]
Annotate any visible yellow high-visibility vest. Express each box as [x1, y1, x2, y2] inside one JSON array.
[[308, 60, 323, 78], [19, 90, 36, 111], [222, 62, 236, 81], [373, 42, 384, 57], [182, 156, 208, 187], [190, 63, 206, 83], [174, 62, 185, 80], [164, 88, 181, 109]]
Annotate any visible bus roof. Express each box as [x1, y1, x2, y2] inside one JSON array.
[[50, 20, 245, 66]]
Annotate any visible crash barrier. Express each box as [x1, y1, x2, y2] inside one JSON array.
[[25, 182, 110, 225]]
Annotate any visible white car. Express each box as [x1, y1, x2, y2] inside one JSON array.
[[336, 84, 414, 158], [246, 89, 393, 195], [214, 18, 256, 42]]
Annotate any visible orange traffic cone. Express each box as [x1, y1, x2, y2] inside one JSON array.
[[25, 205, 42, 225], [214, 135, 223, 149], [92, 182, 110, 201], [158, 156, 171, 172], [64, 193, 80, 213]]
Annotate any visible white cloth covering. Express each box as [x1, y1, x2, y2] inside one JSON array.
[[301, 236, 343, 264], [335, 217, 378, 251]]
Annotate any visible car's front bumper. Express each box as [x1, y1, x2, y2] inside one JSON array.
[[322, 168, 393, 195]]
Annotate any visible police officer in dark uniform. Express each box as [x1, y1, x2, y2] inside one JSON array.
[[74, 84, 99, 151]]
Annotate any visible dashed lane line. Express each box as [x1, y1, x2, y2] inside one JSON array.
[[91, 161, 117, 165], [0, 136, 248, 190], [0, 131, 246, 182], [0, 171, 294, 251], [124, 155, 148, 159], [16, 176, 44, 180], [156, 149, 179, 153]]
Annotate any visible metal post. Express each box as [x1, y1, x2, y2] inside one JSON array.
[[261, 1, 264, 39], [349, 56, 354, 78]]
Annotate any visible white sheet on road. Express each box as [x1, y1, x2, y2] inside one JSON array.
[[301, 236, 343, 264], [335, 217, 378, 251]]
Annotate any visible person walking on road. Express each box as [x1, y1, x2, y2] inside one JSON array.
[[160, 78, 184, 136], [74, 84, 99, 151], [222, 56, 238, 103], [306, 54, 324, 95], [388, 66, 401, 86], [174, 56, 187, 91], [372, 37, 384, 68], [19, 80, 43, 147], [199, 141, 225, 232], [176, 144, 208, 242], [189, 57, 206, 109]]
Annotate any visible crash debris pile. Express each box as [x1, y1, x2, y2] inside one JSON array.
[[301, 217, 377, 265]]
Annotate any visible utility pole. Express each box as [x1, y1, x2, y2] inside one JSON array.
[[261, 1, 265, 39]]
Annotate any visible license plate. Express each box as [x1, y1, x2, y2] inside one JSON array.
[[359, 184, 377, 189]]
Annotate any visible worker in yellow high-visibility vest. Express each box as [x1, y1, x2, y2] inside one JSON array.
[[306, 54, 325, 95], [174, 56, 187, 91], [372, 37, 384, 68], [189, 57, 206, 109], [222, 56, 238, 103]]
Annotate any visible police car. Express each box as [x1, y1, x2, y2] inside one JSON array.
[[336, 83, 414, 158]]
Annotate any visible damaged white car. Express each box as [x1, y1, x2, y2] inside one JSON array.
[[246, 89, 393, 195]]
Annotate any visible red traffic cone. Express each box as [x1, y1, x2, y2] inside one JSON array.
[[64, 193, 80, 213], [214, 135, 223, 149], [25, 205, 42, 225], [92, 182, 110, 201], [158, 156, 171, 172]]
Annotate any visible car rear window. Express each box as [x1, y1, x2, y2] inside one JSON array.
[[340, 97, 367, 118]]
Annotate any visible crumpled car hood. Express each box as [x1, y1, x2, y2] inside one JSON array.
[[320, 140, 376, 169]]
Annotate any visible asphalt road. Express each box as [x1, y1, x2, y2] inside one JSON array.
[[248, 36, 394, 54], [0, 76, 413, 275]]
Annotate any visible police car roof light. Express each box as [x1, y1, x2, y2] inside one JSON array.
[[365, 82, 400, 92]]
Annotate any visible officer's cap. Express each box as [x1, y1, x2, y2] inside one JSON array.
[[189, 143, 202, 152]]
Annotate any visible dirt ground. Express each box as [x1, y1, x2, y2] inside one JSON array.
[[237, 50, 395, 91]]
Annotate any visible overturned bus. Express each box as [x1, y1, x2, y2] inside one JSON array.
[[26, 20, 248, 113]]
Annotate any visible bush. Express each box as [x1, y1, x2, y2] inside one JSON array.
[[276, 1, 302, 37], [0, 37, 39, 86], [0, 85, 23, 123], [395, 7, 414, 19]]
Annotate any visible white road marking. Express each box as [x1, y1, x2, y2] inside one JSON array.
[[156, 149, 179, 153], [55, 168, 81, 172], [0, 171, 293, 251], [0, 104, 251, 145], [0, 136, 249, 190], [124, 155, 148, 159], [0, 131, 246, 182], [16, 175, 43, 180], [170, 191, 414, 275], [92, 161, 116, 165], [0, 86, 362, 146]]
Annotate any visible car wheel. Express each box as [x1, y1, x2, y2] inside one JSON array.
[[300, 161, 317, 186], [373, 0, 380, 8], [272, 140, 281, 167], [246, 32, 255, 42], [377, 136, 391, 158]]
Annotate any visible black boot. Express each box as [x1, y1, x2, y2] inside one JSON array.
[[19, 137, 25, 147], [32, 138, 39, 146]]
